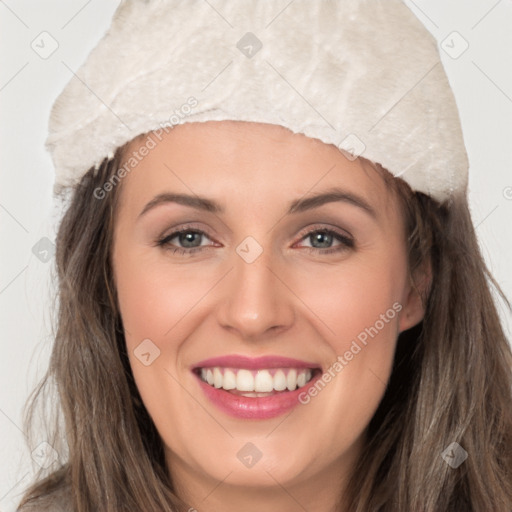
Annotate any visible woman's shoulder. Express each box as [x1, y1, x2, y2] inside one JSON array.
[[17, 485, 72, 512]]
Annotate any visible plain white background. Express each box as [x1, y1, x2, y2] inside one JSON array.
[[1, 1, 511, 510]]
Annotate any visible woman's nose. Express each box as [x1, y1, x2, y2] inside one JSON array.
[[216, 245, 295, 340]]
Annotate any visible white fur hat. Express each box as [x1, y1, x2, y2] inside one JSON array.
[[46, 0, 469, 202]]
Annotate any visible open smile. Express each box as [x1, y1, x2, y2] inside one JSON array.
[[192, 355, 322, 419]]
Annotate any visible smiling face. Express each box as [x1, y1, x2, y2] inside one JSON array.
[[111, 121, 425, 510]]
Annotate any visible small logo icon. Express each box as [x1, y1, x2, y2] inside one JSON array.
[[134, 339, 161, 366], [32, 237, 56, 263], [237, 442, 263, 468], [31, 442, 59, 469], [338, 133, 366, 161], [441, 31, 469, 59], [236, 32, 263, 59], [31, 31, 59, 59], [236, 236, 263, 263], [441, 442, 468, 468]]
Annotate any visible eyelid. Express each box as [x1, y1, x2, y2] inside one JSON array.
[[158, 222, 217, 243], [157, 222, 354, 254], [293, 223, 354, 245]]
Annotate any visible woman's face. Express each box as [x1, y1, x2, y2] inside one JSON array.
[[112, 121, 425, 508]]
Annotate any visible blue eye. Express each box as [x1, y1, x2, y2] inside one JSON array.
[[169, 231, 204, 248], [156, 226, 354, 256], [157, 228, 211, 255], [297, 228, 354, 254]]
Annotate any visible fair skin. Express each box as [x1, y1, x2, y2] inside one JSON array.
[[111, 121, 426, 512]]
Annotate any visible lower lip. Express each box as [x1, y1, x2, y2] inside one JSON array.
[[194, 371, 321, 419]]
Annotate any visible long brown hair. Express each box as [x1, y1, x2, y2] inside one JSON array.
[[18, 149, 512, 511]]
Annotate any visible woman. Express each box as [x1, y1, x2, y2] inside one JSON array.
[[18, 1, 512, 511]]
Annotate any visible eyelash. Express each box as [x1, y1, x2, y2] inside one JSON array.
[[156, 225, 355, 256]]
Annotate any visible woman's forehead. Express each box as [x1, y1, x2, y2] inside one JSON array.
[[112, 121, 402, 234], [118, 121, 393, 212]]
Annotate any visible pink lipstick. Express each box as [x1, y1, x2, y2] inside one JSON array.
[[192, 355, 322, 419]]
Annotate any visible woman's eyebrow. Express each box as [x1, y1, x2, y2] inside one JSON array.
[[287, 188, 377, 219], [138, 193, 224, 218], [137, 188, 377, 220]]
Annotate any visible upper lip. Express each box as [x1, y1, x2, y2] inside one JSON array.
[[192, 355, 321, 371]]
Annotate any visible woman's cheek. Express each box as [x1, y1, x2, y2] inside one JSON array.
[[291, 256, 402, 342], [117, 251, 208, 339]]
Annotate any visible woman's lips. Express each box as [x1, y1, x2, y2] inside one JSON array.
[[191, 355, 322, 419], [193, 354, 320, 370]]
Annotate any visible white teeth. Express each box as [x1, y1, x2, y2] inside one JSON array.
[[236, 369, 254, 392], [198, 367, 315, 393], [213, 367, 223, 388], [286, 369, 297, 391], [254, 370, 274, 392], [223, 369, 236, 390], [273, 370, 287, 391]]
